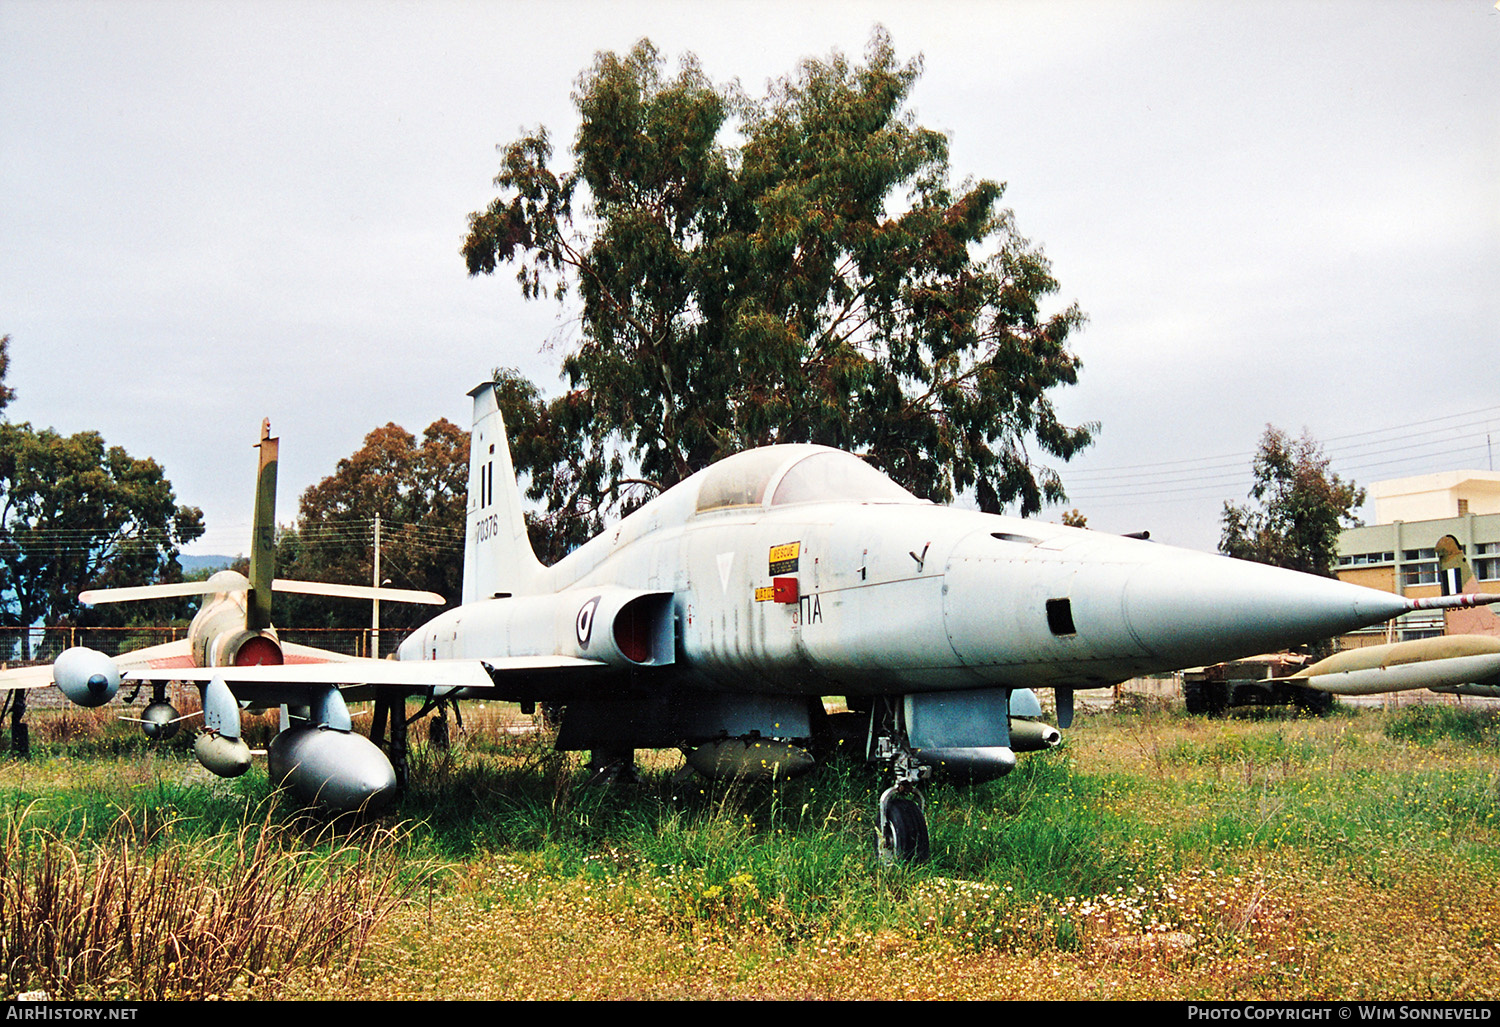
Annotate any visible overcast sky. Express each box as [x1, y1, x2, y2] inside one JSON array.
[[2, 0, 1497, 561]]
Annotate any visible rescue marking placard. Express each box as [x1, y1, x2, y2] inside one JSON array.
[[769, 541, 801, 575]]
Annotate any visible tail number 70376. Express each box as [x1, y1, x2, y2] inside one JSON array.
[[472, 514, 500, 543]]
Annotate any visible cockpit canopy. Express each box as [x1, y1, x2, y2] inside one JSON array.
[[694, 447, 921, 515]]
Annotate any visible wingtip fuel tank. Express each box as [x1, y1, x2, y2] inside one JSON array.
[[53, 646, 121, 708]]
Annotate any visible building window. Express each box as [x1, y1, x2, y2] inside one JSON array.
[[1402, 563, 1439, 587], [1477, 542, 1500, 582], [1400, 628, 1444, 642]]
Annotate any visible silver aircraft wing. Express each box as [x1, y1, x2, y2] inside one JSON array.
[[1, 638, 195, 690], [122, 654, 604, 690], [0, 663, 57, 690]]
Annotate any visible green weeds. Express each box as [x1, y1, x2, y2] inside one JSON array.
[[1385, 705, 1500, 748], [8, 699, 1500, 998]]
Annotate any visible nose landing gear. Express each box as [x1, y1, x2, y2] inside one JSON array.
[[872, 711, 932, 865], [878, 782, 930, 864]]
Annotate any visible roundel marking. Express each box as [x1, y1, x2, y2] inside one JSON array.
[[576, 595, 603, 649]]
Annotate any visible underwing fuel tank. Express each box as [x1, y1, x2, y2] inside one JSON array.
[[140, 701, 181, 740], [268, 727, 398, 812], [914, 746, 1018, 782]]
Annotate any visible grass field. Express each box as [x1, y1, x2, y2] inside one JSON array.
[[3, 696, 1499, 1000]]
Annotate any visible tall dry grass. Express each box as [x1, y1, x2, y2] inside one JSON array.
[[0, 805, 416, 1000]]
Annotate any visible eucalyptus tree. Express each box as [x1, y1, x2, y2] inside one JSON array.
[[463, 30, 1095, 544]]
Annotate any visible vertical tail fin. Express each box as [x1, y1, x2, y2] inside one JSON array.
[[1437, 534, 1498, 636], [461, 381, 545, 603], [247, 419, 278, 630], [1436, 534, 1474, 597]]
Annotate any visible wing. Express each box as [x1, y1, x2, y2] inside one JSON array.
[[0, 639, 195, 690], [122, 654, 607, 702], [79, 580, 445, 606], [0, 663, 56, 690]]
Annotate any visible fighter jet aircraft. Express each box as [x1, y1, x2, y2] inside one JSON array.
[[1292, 535, 1500, 700], [21, 386, 1500, 860], [2, 420, 448, 807]]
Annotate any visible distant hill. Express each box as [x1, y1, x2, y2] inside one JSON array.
[[180, 554, 239, 574]]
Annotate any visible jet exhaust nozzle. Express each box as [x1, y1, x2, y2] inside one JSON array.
[[1008, 719, 1062, 753], [209, 628, 284, 668], [268, 727, 398, 812], [53, 647, 121, 708]]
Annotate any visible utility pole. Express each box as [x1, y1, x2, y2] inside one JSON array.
[[371, 514, 381, 658]]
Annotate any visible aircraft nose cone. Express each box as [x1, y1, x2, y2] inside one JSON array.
[[1122, 551, 1408, 667]]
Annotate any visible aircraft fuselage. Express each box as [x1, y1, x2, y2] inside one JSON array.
[[401, 442, 1411, 706]]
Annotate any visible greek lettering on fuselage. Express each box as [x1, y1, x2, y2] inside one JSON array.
[[472, 514, 500, 543], [796, 592, 822, 626]]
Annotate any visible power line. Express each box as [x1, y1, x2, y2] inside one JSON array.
[[1053, 414, 1500, 504]]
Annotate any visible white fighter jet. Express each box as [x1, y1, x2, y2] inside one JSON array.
[[22, 385, 1500, 860]]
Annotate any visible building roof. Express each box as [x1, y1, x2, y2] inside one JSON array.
[[1370, 471, 1500, 524]]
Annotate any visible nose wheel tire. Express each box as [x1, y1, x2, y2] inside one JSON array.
[[878, 793, 930, 864]]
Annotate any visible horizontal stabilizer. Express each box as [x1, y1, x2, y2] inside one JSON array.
[[79, 581, 240, 604], [79, 579, 445, 606], [280, 640, 359, 664], [272, 579, 446, 605]]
